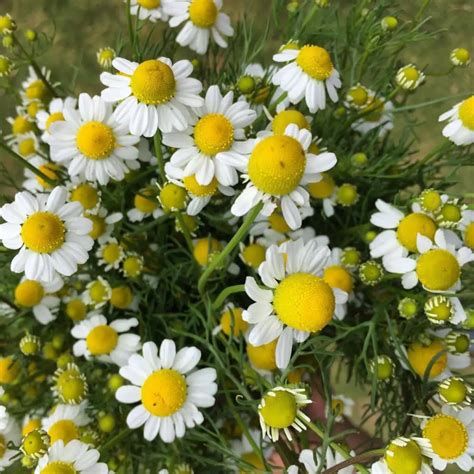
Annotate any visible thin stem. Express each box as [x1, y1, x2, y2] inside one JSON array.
[[126, 0, 135, 55], [198, 202, 263, 295], [212, 284, 246, 311], [322, 449, 384, 474], [392, 93, 469, 113], [175, 211, 194, 254], [153, 131, 166, 183], [99, 428, 132, 454]]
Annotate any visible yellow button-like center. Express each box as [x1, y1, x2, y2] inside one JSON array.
[[0, 356, 20, 384], [189, 0, 218, 28], [48, 419, 79, 444], [87, 214, 106, 240], [362, 97, 384, 122], [102, 243, 122, 264], [110, 286, 133, 309], [135, 189, 158, 213], [407, 340, 447, 378], [41, 461, 77, 474], [193, 237, 222, 266], [15, 280, 44, 307], [396, 213, 436, 252], [21, 212, 65, 254], [138, 0, 160, 9], [273, 273, 335, 332], [384, 439, 422, 474], [70, 183, 99, 210], [194, 113, 234, 155], [66, 299, 87, 321], [272, 110, 309, 135], [86, 325, 119, 355], [18, 137, 36, 157], [241, 243, 266, 269], [296, 45, 333, 81], [347, 85, 368, 106], [89, 280, 109, 304], [323, 265, 353, 293], [248, 135, 306, 196], [260, 391, 297, 429], [12, 115, 34, 135], [439, 378, 467, 404], [130, 59, 176, 105], [464, 222, 474, 249], [308, 173, 335, 199], [246, 340, 277, 371], [220, 307, 248, 336], [419, 189, 441, 212], [440, 203, 461, 223], [26, 80, 48, 101], [402, 67, 420, 81], [22, 430, 47, 456], [423, 414, 468, 460], [37, 163, 60, 190], [76, 121, 116, 160], [123, 256, 143, 278], [268, 212, 291, 233], [159, 183, 187, 212], [184, 175, 218, 197], [416, 249, 460, 291], [458, 96, 474, 130], [57, 373, 87, 403], [141, 369, 187, 417], [46, 112, 65, 130]]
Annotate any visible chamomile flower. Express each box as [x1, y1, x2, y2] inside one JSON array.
[[6, 109, 35, 138], [129, 0, 173, 22], [20, 66, 53, 104], [163, 85, 256, 187], [437, 376, 473, 409], [308, 172, 337, 217], [395, 64, 425, 91], [11, 131, 40, 159], [42, 403, 90, 445], [34, 439, 109, 474], [352, 93, 394, 136], [213, 303, 249, 337], [116, 339, 217, 442], [86, 207, 122, 243], [384, 229, 473, 292], [439, 96, 474, 146], [49, 93, 141, 185], [231, 124, 337, 230], [0, 187, 94, 282], [345, 83, 370, 110], [127, 186, 164, 222], [71, 314, 140, 367], [295, 447, 356, 474], [272, 44, 341, 113], [0, 416, 21, 471], [421, 406, 474, 472], [96, 46, 116, 69], [450, 47, 471, 67], [96, 238, 125, 271], [0, 55, 12, 77], [167, 0, 234, 55], [424, 295, 466, 326], [258, 386, 311, 441], [67, 181, 101, 213], [239, 238, 267, 269], [459, 209, 474, 249], [14, 275, 63, 325], [52, 363, 89, 405], [243, 238, 348, 369], [100, 56, 203, 136], [83, 277, 112, 309], [22, 157, 62, 193], [121, 253, 144, 278], [36, 97, 77, 143], [327, 394, 355, 422]]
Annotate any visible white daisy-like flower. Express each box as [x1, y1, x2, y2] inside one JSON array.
[[36, 97, 77, 143], [272, 44, 342, 113], [71, 314, 141, 367], [163, 85, 256, 187], [243, 238, 348, 369], [11, 131, 40, 159], [231, 124, 337, 230], [22, 156, 62, 193], [167, 0, 234, 55], [116, 339, 217, 443], [83, 276, 112, 309], [0, 416, 21, 471], [96, 238, 125, 271], [352, 93, 394, 136], [20, 66, 54, 104], [384, 229, 473, 292], [100, 56, 203, 137], [67, 180, 102, 214], [369, 199, 437, 265], [49, 93, 141, 185], [439, 96, 474, 146], [6, 108, 35, 140], [42, 403, 90, 446], [34, 439, 108, 474], [424, 295, 466, 326], [0, 187, 94, 282], [85, 207, 122, 244], [395, 64, 425, 91], [129, 0, 174, 22], [308, 172, 337, 217], [327, 394, 355, 422], [294, 447, 356, 474], [127, 185, 164, 222], [421, 406, 474, 472], [14, 275, 63, 324]]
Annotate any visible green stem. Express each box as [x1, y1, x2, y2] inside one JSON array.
[[126, 0, 135, 55], [153, 131, 166, 183], [198, 202, 263, 295], [212, 284, 246, 311], [175, 211, 194, 254], [0, 142, 57, 186], [99, 428, 132, 454], [392, 93, 469, 113], [322, 448, 384, 474]]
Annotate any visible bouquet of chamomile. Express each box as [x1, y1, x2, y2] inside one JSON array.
[[0, 0, 472, 472]]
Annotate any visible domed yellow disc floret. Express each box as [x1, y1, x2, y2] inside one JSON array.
[[193, 237, 221, 265], [66, 299, 87, 322], [27, 101, 44, 118], [110, 286, 133, 309], [464, 222, 474, 249], [36, 163, 60, 190], [18, 137, 36, 157], [48, 420, 79, 444], [458, 96, 474, 130], [87, 214, 106, 240], [159, 183, 187, 212], [88, 280, 110, 304], [46, 112, 65, 130], [0, 356, 20, 384], [15, 280, 44, 307], [86, 325, 118, 355], [246, 340, 277, 371], [416, 249, 460, 291], [138, 0, 160, 8], [273, 273, 335, 332], [184, 174, 219, 197], [12, 115, 34, 135], [407, 339, 447, 378], [135, 189, 158, 214], [336, 184, 358, 206], [189, 0, 218, 28], [323, 265, 353, 293], [25, 80, 48, 101], [396, 213, 436, 252], [419, 189, 442, 212], [423, 414, 468, 460], [308, 173, 335, 199], [76, 121, 116, 160], [22, 429, 48, 457], [220, 307, 248, 336], [384, 439, 422, 474], [268, 212, 291, 233], [57, 374, 87, 403], [21, 212, 65, 254], [272, 110, 309, 135], [439, 377, 468, 404], [102, 242, 122, 264], [401, 66, 420, 82], [141, 369, 187, 416], [241, 243, 266, 269], [41, 461, 77, 474], [296, 45, 333, 81], [70, 183, 99, 210], [347, 85, 369, 107], [362, 97, 385, 122], [259, 391, 297, 428], [194, 114, 234, 155], [123, 256, 143, 278], [130, 59, 176, 105], [248, 135, 306, 196]]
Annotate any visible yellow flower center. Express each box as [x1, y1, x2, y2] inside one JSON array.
[[331, 398, 345, 416], [416, 249, 460, 291], [246, 340, 277, 371], [296, 45, 333, 81], [268, 212, 291, 233], [138, 0, 160, 9], [323, 265, 353, 293], [28, 102, 44, 118], [260, 391, 297, 429], [76, 121, 116, 160], [336, 184, 358, 206], [407, 340, 447, 378], [86, 325, 119, 355], [102, 243, 122, 264], [48, 419, 79, 444], [347, 85, 369, 106], [308, 173, 335, 199], [241, 243, 266, 269], [141, 369, 187, 416], [70, 183, 99, 210], [25, 80, 48, 101], [189, 0, 218, 28], [402, 66, 420, 81], [12, 115, 34, 135], [384, 439, 422, 474], [15, 280, 44, 307], [56, 370, 87, 403], [273, 273, 335, 332], [87, 214, 106, 239], [123, 256, 143, 278], [89, 280, 110, 304], [439, 203, 461, 224], [439, 378, 467, 404], [458, 96, 474, 130], [184, 175, 218, 197], [426, 296, 452, 322], [21, 212, 65, 254], [240, 452, 265, 473], [362, 97, 384, 122], [272, 110, 310, 135], [18, 137, 36, 157], [110, 286, 133, 309], [248, 135, 306, 196], [419, 189, 441, 212], [135, 188, 158, 213], [194, 113, 234, 155], [46, 112, 65, 130], [36, 163, 60, 189], [0, 357, 20, 384], [423, 414, 468, 460], [159, 183, 187, 212], [22, 430, 47, 456], [396, 213, 436, 252], [130, 59, 176, 105], [22, 419, 42, 436], [374, 356, 393, 380], [193, 237, 222, 265], [0, 15, 14, 33], [220, 307, 248, 336], [41, 461, 77, 474], [464, 222, 474, 249], [341, 248, 360, 267]]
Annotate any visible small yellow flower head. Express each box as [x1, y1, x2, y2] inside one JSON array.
[[369, 355, 395, 381], [19, 334, 41, 356], [0, 356, 21, 384], [65, 298, 87, 322], [96, 47, 116, 69], [110, 285, 134, 309], [107, 373, 125, 392], [122, 254, 144, 278], [287, 1, 299, 13], [438, 376, 472, 408], [336, 183, 359, 206], [435, 199, 464, 229], [42, 342, 59, 361], [0, 54, 12, 77], [395, 65, 425, 91], [450, 47, 471, 67], [359, 260, 384, 286], [98, 413, 116, 433], [2, 34, 13, 48], [175, 213, 199, 236], [247, 340, 278, 371], [384, 437, 423, 474], [193, 237, 222, 266], [159, 182, 187, 212], [424, 296, 454, 325], [381, 16, 398, 31], [445, 331, 471, 355], [53, 363, 89, 404], [351, 152, 368, 168], [0, 14, 16, 35], [364, 230, 377, 243], [240, 242, 266, 269], [418, 188, 442, 213], [24, 29, 37, 42], [346, 84, 369, 109], [398, 297, 418, 320], [237, 75, 256, 95], [21, 429, 49, 460], [462, 308, 474, 330], [407, 339, 447, 379], [341, 247, 361, 269], [219, 306, 248, 337]]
